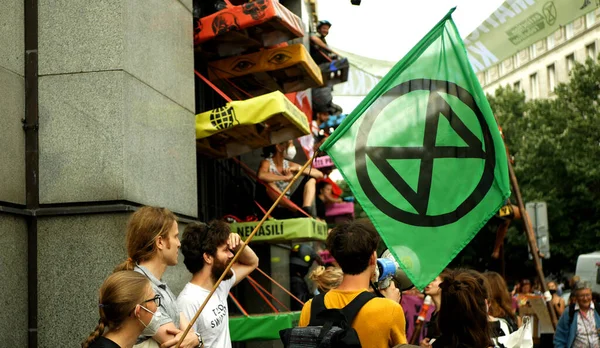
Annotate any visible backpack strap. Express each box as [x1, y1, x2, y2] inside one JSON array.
[[309, 293, 327, 326], [340, 291, 376, 324], [568, 303, 576, 326]]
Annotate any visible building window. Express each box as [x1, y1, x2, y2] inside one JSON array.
[[498, 62, 504, 77], [586, 11, 596, 28], [547, 64, 556, 93], [530, 73, 539, 99], [514, 54, 520, 68], [565, 22, 574, 40], [547, 35, 555, 50], [529, 44, 537, 59], [586, 42, 596, 60], [513, 81, 521, 91], [566, 53, 575, 72]]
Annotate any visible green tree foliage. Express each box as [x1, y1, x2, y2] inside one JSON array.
[[452, 58, 600, 280]]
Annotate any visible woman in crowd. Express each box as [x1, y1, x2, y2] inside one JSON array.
[[547, 281, 566, 317], [82, 271, 161, 348], [433, 269, 493, 348], [420, 270, 451, 347], [484, 271, 520, 332], [257, 140, 323, 217]]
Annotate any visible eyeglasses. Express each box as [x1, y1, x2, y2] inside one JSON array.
[[577, 293, 592, 299], [142, 294, 162, 307]]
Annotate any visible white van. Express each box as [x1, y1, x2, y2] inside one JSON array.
[[575, 251, 600, 293]]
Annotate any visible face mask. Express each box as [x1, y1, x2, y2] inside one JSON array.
[[138, 305, 162, 337], [549, 289, 557, 295], [284, 146, 296, 160]]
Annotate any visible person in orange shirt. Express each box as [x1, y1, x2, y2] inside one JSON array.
[[298, 221, 407, 347]]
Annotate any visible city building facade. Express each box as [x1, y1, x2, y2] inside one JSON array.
[[478, 8, 600, 99]]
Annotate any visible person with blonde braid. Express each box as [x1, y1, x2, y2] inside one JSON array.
[[113, 206, 202, 348], [82, 271, 161, 348]]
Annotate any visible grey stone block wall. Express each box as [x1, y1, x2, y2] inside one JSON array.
[[38, 71, 197, 216], [0, 214, 27, 347], [33, 1, 198, 347], [0, 67, 26, 205], [0, 0, 25, 205], [36, 0, 197, 216], [0, 1, 24, 76], [37, 214, 128, 348], [38, 0, 194, 112], [37, 213, 194, 348]]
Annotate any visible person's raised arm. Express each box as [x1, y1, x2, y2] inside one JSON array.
[[257, 159, 293, 182], [227, 232, 259, 286]]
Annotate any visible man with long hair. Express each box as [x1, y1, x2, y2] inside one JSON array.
[[177, 221, 258, 348], [114, 206, 202, 348]]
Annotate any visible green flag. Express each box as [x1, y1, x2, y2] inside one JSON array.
[[321, 8, 510, 289]]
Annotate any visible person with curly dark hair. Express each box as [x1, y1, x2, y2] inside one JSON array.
[[177, 220, 258, 348], [433, 269, 493, 348]]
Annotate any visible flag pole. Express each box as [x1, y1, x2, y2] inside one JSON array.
[[174, 151, 319, 348], [505, 150, 558, 329]]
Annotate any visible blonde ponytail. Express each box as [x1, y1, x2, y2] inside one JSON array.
[[309, 266, 343, 293], [82, 271, 149, 347]]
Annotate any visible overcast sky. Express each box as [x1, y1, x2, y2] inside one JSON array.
[[318, 0, 507, 62]]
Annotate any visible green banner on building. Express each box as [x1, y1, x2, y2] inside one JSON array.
[[465, 0, 598, 72], [231, 218, 328, 243]]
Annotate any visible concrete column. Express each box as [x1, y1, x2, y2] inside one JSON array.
[[38, 0, 197, 214], [0, 1, 25, 205], [0, 1, 27, 346], [0, 214, 28, 346], [32, 1, 197, 347]]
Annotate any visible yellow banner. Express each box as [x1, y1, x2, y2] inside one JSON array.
[[195, 91, 310, 140]]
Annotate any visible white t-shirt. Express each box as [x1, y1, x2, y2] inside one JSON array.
[[177, 271, 237, 348]]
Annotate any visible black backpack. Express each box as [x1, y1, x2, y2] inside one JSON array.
[[280, 291, 376, 348]]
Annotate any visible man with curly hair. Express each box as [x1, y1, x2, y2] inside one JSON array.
[[177, 221, 259, 348]]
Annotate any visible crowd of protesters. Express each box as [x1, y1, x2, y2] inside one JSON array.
[[82, 208, 599, 348]]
